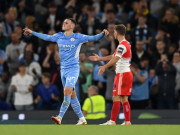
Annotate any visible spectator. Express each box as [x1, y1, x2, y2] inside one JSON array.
[[0, 71, 11, 101], [80, 41, 98, 60], [128, 0, 157, 30], [79, 52, 93, 97], [130, 58, 150, 109], [42, 3, 61, 33], [82, 85, 106, 119], [14, 25, 23, 40], [19, 49, 41, 86], [155, 54, 176, 109], [102, 9, 121, 29], [132, 40, 149, 65], [0, 23, 10, 50], [131, 15, 152, 50], [93, 46, 109, 96], [100, 2, 114, 23], [149, 26, 171, 52], [97, 23, 118, 54], [34, 72, 60, 110], [172, 52, 180, 107], [11, 62, 34, 111], [80, 6, 101, 35], [168, 44, 177, 61], [15, 0, 35, 25], [160, 0, 180, 18], [42, 45, 63, 102], [149, 68, 158, 109], [77, 4, 88, 23], [19, 42, 39, 62], [159, 8, 179, 43], [1, 9, 19, 36], [151, 39, 167, 67], [5, 32, 26, 75]]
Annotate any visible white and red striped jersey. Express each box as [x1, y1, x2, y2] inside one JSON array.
[[113, 39, 131, 73]]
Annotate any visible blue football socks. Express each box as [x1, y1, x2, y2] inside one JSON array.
[[71, 96, 84, 118], [59, 96, 71, 118]]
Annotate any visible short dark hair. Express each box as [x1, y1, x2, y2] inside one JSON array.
[[67, 18, 77, 26], [114, 24, 126, 35], [42, 72, 51, 79], [48, 2, 57, 8], [89, 85, 99, 93], [19, 62, 26, 67], [87, 6, 95, 12], [106, 9, 116, 14], [140, 56, 149, 62]]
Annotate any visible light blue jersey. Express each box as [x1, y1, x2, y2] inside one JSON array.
[[32, 32, 104, 88]]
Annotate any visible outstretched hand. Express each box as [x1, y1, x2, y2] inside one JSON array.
[[23, 28, 33, 35], [88, 53, 100, 61], [102, 29, 109, 36]]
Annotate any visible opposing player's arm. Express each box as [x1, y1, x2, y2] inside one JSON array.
[[23, 28, 58, 42], [88, 53, 113, 62], [98, 55, 119, 75], [98, 45, 127, 75], [104, 55, 120, 69]]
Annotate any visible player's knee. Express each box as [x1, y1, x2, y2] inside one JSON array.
[[120, 96, 128, 103], [113, 95, 120, 102], [71, 91, 76, 99], [64, 87, 73, 96]]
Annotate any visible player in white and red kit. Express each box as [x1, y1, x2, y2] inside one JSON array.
[[89, 24, 133, 125]]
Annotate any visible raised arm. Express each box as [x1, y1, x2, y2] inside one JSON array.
[[81, 29, 109, 42], [23, 28, 58, 42]]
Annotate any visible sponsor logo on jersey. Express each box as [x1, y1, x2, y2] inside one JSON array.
[[59, 44, 75, 50], [70, 38, 75, 41]]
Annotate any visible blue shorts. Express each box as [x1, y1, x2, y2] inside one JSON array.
[[61, 66, 80, 89]]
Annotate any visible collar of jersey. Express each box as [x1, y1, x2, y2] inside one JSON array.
[[63, 32, 74, 38]]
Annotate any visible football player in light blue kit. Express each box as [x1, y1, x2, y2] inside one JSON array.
[[24, 18, 109, 125]]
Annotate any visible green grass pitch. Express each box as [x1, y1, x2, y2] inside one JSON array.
[[0, 125, 180, 135]]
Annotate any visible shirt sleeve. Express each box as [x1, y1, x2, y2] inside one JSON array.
[[32, 32, 59, 42], [82, 98, 90, 112], [79, 33, 104, 43], [115, 45, 127, 58]]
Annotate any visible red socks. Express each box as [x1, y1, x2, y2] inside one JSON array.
[[110, 101, 131, 122], [110, 101, 121, 121], [123, 101, 131, 122]]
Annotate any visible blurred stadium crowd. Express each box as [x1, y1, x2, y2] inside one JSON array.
[[0, 0, 180, 111]]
